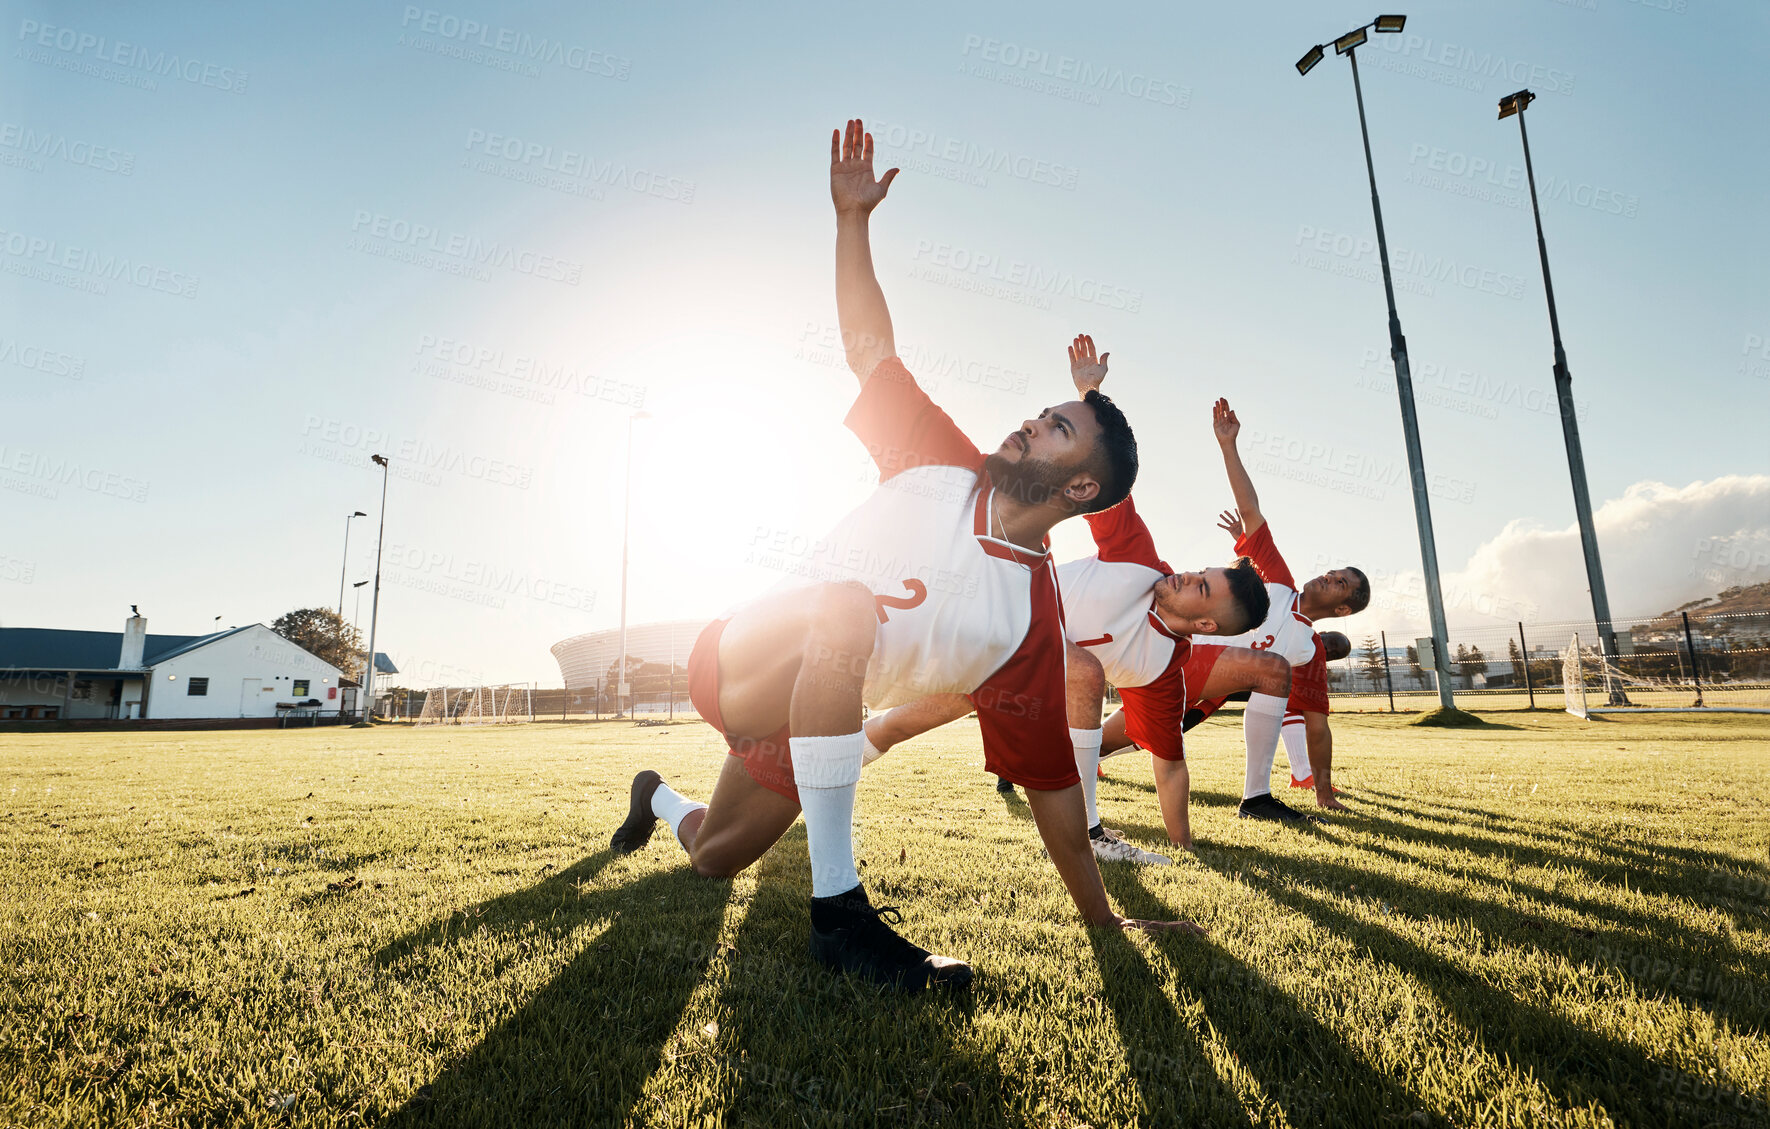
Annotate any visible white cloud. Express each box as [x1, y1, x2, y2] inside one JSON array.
[[1339, 475, 1770, 635]]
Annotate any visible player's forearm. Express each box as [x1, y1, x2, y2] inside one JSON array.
[[1217, 436, 1263, 531], [835, 211, 895, 381], [1309, 717, 1334, 796], [1024, 783, 1118, 925], [1153, 757, 1192, 847]]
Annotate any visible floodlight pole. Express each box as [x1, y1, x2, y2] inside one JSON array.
[[618, 411, 650, 719], [337, 510, 365, 622], [360, 456, 390, 724], [1506, 99, 1626, 703], [1343, 46, 1456, 710]]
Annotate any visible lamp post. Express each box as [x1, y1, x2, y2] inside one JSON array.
[[337, 510, 366, 622], [1498, 89, 1627, 704], [358, 455, 390, 725], [1298, 14, 1456, 712], [617, 410, 652, 718]]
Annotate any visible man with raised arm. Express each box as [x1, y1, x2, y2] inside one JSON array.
[[606, 120, 1202, 993], [865, 338, 1274, 857], [1192, 400, 1370, 818]]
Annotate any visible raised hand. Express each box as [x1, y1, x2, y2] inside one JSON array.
[[830, 119, 899, 216], [1216, 508, 1245, 539], [1212, 397, 1241, 446], [1067, 333, 1108, 395]]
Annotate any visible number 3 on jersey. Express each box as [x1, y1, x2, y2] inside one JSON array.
[[1250, 634, 1277, 651], [874, 579, 928, 623]]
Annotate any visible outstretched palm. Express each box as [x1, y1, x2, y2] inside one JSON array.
[[1068, 333, 1108, 395], [831, 118, 898, 215], [1212, 397, 1240, 445]]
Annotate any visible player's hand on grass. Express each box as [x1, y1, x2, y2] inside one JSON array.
[[1212, 397, 1240, 446], [831, 119, 898, 216], [1068, 333, 1108, 395], [1215, 509, 1245, 539], [1316, 791, 1350, 812], [1105, 914, 1207, 935]]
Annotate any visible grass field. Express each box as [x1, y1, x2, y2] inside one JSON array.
[[4, 712, 1768, 1128]]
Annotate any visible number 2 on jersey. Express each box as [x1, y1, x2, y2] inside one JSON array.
[[874, 579, 928, 623]]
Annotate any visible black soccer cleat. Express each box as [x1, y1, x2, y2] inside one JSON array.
[[609, 770, 664, 854], [1237, 792, 1317, 824], [995, 776, 1016, 794], [809, 885, 973, 993]]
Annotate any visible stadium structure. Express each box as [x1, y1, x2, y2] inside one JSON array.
[[550, 619, 709, 715]]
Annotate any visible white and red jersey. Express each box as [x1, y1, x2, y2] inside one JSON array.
[[1194, 523, 1317, 667], [1056, 494, 1191, 761], [754, 358, 1075, 789]]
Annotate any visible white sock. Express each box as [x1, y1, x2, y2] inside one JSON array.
[[860, 734, 886, 766], [1242, 692, 1287, 799], [650, 782, 707, 850], [1282, 714, 1313, 782], [790, 732, 864, 898], [1071, 727, 1103, 828]]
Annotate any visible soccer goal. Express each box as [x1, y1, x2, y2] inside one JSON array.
[[414, 684, 534, 725], [1561, 635, 1769, 717]]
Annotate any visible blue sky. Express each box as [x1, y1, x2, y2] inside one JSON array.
[[4, 0, 1766, 686]]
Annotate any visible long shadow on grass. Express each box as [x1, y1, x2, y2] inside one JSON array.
[[1097, 866, 1438, 1128], [1196, 843, 1760, 1123], [373, 849, 732, 1127], [709, 829, 1017, 1126]]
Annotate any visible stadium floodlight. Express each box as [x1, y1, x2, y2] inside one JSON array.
[[1497, 88, 1535, 120], [1297, 14, 1457, 711], [358, 456, 390, 726], [1497, 88, 1627, 704], [1296, 45, 1325, 75], [617, 411, 653, 718], [337, 510, 367, 622]]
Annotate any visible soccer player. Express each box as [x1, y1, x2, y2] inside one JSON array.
[[607, 120, 1204, 993], [1190, 399, 1370, 818], [1280, 629, 1351, 799], [867, 337, 1275, 859]]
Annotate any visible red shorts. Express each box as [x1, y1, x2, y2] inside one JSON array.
[[1289, 647, 1331, 715], [686, 617, 800, 803], [1113, 642, 1193, 762]]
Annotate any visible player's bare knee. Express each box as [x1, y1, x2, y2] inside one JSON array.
[[1064, 642, 1105, 721]]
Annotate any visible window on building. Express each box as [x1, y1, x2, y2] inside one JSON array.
[[187, 677, 209, 696], [292, 680, 310, 696]]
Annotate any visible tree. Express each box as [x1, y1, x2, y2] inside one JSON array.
[[1406, 644, 1424, 687], [1359, 635, 1387, 692], [271, 608, 363, 674], [1508, 638, 1527, 687]]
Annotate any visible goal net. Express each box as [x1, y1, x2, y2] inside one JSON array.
[[1562, 634, 1588, 719], [414, 684, 534, 725]]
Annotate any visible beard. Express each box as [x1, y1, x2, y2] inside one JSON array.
[[983, 451, 1075, 509]]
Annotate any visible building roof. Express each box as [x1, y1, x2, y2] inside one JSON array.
[[0, 625, 256, 672]]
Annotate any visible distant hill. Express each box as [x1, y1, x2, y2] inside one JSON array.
[[1670, 581, 1770, 617]]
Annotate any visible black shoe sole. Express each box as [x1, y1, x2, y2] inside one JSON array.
[[809, 931, 973, 993], [609, 770, 663, 854], [1237, 795, 1315, 824]]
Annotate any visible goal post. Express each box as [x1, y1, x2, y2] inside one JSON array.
[[413, 684, 535, 725], [1563, 634, 1588, 720]]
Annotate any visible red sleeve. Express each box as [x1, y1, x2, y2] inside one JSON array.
[[969, 564, 1077, 790], [1287, 635, 1331, 715], [1234, 522, 1295, 590], [843, 358, 982, 481], [1082, 493, 1171, 572]]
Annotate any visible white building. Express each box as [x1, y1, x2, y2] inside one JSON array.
[[0, 612, 347, 721]]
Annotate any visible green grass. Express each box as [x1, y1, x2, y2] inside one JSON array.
[[3, 713, 1768, 1128]]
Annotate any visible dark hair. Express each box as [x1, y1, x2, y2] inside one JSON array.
[[1320, 631, 1353, 662], [1079, 390, 1138, 514], [1344, 567, 1371, 615], [1222, 556, 1269, 636]]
